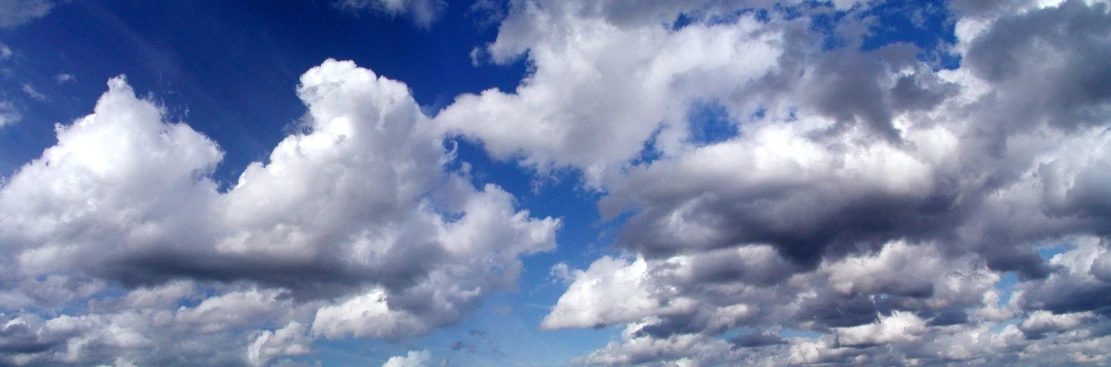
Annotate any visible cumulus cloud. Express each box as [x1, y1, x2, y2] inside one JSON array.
[[382, 349, 433, 367], [435, 0, 788, 186], [336, 0, 447, 29], [4, 0, 1110, 365], [429, 0, 1111, 364], [0, 59, 558, 365]]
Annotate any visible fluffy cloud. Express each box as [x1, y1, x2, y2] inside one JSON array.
[[431, 0, 1111, 365], [382, 349, 434, 367], [0, 59, 558, 365], [3, 0, 1110, 365], [436, 0, 788, 186]]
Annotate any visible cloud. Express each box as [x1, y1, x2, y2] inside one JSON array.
[[21, 84, 45, 101], [54, 73, 74, 84], [0, 101, 19, 127], [3, 0, 1110, 365], [435, 0, 787, 186], [247, 322, 312, 366], [430, 0, 1111, 364], [0, 59, 558, 365], [382, 349, 433, 367], [0, 0, 53, 28], [336, 0, 447, 29]]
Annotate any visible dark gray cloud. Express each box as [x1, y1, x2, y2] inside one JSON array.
[[0, 322, 61, 356], [965, 0, 1111, 133], [731, 330, 786, 348]]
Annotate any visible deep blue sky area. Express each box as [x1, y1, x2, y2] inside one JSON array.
[[0, 0, 528, 183]]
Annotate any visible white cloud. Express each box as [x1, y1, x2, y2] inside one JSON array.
[[336, 0, 447, 28], [542, 257, 691, 330], [434, 1, 785, 186], [382, 349, 432, 367], [247, 322, 312, 366], [0, 0, 53, 29], [0, 59, 559, 365], [3, 0, 1111, 365], [55, 73, 75, 84], [0, 101, 19, 127], [573, 323, 734, 366], [21, 84, 45, 101], [835, 311, 927, 347]]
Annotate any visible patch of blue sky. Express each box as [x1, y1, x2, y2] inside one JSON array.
[[859, 0, 961, 69], [627, 126, 665, 167], [991, 318, 1021, 334], [1037, 242, 1072, 261], [448, 138, 609, 265], [688, 99, 738, 146], [445, 135, 622, 365], [807, 4, 854, 51]]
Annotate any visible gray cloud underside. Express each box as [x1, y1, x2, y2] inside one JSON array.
[[437, 0, 1111, 365]]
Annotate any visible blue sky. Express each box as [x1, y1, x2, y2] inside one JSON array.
[[1, 0, 1111, 366]]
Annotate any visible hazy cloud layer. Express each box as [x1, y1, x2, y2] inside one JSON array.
[[336, 0, 448, 28], [0, 0, 53, 29]]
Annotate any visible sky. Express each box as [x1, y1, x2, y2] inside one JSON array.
[[0, 0, 1109, 366]]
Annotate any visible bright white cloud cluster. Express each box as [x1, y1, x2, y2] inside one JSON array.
[[381, 349, 434, 367], [0, 59, 558, 365], [437, 0, 787, 186]]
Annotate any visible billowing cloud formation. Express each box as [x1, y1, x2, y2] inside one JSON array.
[[3, 0, 1111, 365], [0, 59, 558, 365], [336, 0, 448, 28], [434, 0, 1111, 365]]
